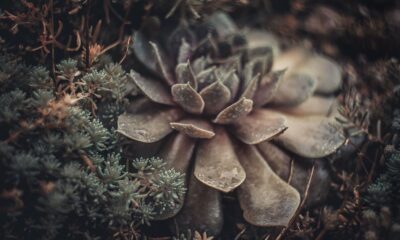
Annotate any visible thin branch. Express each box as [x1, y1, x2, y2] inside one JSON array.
[[85, 0, 92, 68], [287, 158, 295, 184], [49, 0, 56, 79]]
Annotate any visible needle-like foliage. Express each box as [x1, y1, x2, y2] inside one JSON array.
[[0, 53, 186, 240]]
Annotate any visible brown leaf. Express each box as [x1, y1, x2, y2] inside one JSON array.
[[237, 145, 300, 227], [175, 62, 197, 90], [213, 98, 253, 124], [194, 127, 246, 192], [231, 109, 287, 144], [274, 114, 345, 158], [200, 81, 231, 114], [117, 107, 183, 143], [170, 118, 215, 139], [129, 71, 174, 106], [171, 83, 205, 114], [174, 173, 223, 237]]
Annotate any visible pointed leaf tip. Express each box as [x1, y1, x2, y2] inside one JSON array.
[[214, 98, 253, 124], [232, 109, 287, 144], [275, 114, 345, 158], [194, 127, 246, 192], [129, 71, 174, 106], [200, 80, 231, 114], [170, 119, 215, 139], [171, 83, 205, 114]]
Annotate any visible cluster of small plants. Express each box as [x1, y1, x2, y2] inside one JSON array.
[[360, 80, 400, 240], [0, 52, 186, 240]]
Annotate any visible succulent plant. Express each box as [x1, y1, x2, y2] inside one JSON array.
[[118, 12, 345, 235]]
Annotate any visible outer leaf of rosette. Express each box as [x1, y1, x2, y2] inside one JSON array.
[[194, 127, 246, 193], [130, 31, 174, 85]]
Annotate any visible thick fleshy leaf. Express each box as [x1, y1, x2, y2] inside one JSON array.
[[296, 55, 342, 94], [272, 48, 341, 95], [256, 142, 292, 179], [194, 127, 246, 192], [221, 70, 240, 101], [241, 73, 261, 100], [243, 55, 272, 86], [275, 96, 336, 116], [177, 38, 192, 64], [236, 145, 300, 227], [166, 24, 195, 62], [221, 55, 242, 75], [117, 107, 183, 143], [131, 32, 173, 85], [170, 118, 215, 139], [207, 12, 237, 37], [155, 133, 195, 220], [271, 73, 317, 107], [196, 66, 217, 90], [246, 30, 281, 57], [129, 71, 174, 106], [192, 56, 208, 75], [253, 70, 285, 106], [159, 133, 195, 172], [231, 109, 287, 145], [213, 98, 253, 124], [271, 49, 313, 106], [274, 114, 345, 158], [175, 62, 197, 90], [131, 32, 158, 73], [200, 81, 231, 114], [174, 173, 223, 237], [257, 142, 331, 208], [272, 47, 310, 72], [149, 41, 175, 85], [171, 83, 205, 114], [125, 97, 154, 114]]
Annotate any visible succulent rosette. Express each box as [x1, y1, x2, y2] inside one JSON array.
[[118, 13, 345, 234]]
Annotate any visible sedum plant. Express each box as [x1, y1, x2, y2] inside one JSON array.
[[0, 54, 186, 239], [118, 12, 345, 235]]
